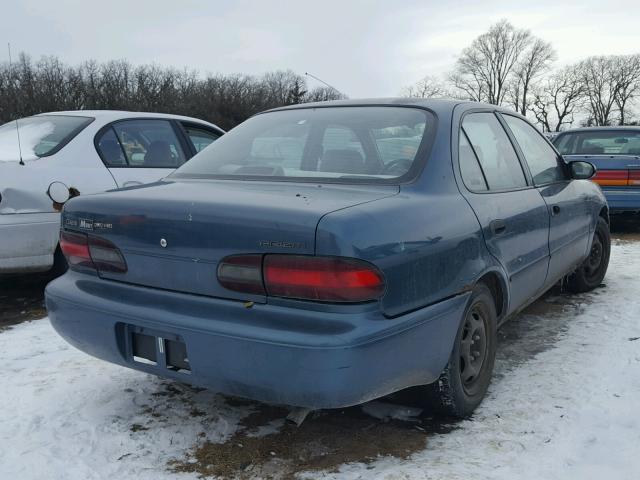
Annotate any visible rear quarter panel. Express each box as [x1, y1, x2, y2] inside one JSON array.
[[315, 189, 496, 317]]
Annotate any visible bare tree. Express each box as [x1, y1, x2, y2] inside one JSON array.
[[400, 75, 447, 98], [530, 65, 585, 131], [448, 71, 486, 101], [578, 56, 620, 126], [304, 86, 344, 102], [451, 20, 532, 105], [0, 54, 345, 130], [510, 38, 556, 115], [612, 54, 640, 125]]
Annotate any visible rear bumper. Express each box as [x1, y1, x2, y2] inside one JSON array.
[[0, 212, 59, 273], [601, 188, 640, 213], [45, 272, 468, 409]]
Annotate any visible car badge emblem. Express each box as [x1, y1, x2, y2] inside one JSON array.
[[160, 238, 168, 248]]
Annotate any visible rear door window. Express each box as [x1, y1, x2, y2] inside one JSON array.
[[183, 124, 221, 153], [111, 119, 186, 168], [459, 130, 488, 191], [0, 115, 93, 161], [462, 113, 528, 190], [502, 115, 566, 185], [96, 128, 127, 166]]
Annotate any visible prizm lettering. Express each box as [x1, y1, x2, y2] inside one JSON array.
[[76, 219, 113, 230], [79, 219, 93, 230], [93, 222, 113, 230], [259, 240, 305, 249], [64, 218, 78, 227]]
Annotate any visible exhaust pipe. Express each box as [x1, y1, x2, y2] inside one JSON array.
[[286, 407, 313, 427]]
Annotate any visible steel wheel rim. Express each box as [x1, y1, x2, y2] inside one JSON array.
[[584, 232, 605, 282], [459, 304, 489, 394]]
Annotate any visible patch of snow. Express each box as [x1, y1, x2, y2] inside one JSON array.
[[323, 240, 640, 480], [1, 241, 639, 479]]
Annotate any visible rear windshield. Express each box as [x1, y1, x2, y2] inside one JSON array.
[[171, 106, 434, 183], [0, 115, 93, 162], [554, 130, 640, 155]]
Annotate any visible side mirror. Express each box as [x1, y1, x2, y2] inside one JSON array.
[[47, 181, 71, 204], [569, 161, 596, 180]]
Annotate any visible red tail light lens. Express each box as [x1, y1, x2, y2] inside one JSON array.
[[60, 231, 127, 273], [264, 255, 385, 302], [592, 170, 628, 186], [217, 254, 386, 303], [60, 231, 93, 268], [217, 255, 265, 295], [629, 170, 640, 186]]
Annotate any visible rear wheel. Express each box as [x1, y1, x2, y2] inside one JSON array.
[[565, 217, 610, 293], [420, 283, 497, 418]]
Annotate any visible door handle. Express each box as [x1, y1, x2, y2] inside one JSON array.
[[551, 205, 561, 216], [490, 219, 506, 235]]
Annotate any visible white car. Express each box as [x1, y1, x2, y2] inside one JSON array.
[[0, 110, 224, 274]]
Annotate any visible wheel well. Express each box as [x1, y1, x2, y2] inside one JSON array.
[[477, 272, 505, 318], [599, 206, 609, 225]]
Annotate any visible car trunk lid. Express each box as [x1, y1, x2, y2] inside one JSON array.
[[62, 179, 398, 301]]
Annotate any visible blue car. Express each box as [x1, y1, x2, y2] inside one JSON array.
[[46, 99, 610, 417], [553, 127, 640, 214]]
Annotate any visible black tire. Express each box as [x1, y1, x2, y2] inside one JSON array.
[[49, 246, 68, 278], [565, 217, 610, 293], [421, 283, 498, 418]]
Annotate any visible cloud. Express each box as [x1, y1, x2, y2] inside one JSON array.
[[2, 0, 639, 97]]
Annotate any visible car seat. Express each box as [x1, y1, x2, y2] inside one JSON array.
[[145, 140, 176, 167], [319, 149, 365, 174]]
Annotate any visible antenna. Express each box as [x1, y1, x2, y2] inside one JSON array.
[[8, 43, 24, 165], [304, 72, 346, 98]]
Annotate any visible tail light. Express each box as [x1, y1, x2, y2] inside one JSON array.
[[217, 255, 265, 295], [629, 171, 640, 186], [264, 255, 384, 302], [60, 231, 93, 269], [217, 254, 385, 303], [60, 231, 127, 273], [592, 170, 628, 186]]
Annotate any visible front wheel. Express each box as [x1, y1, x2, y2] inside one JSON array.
[[565, 217, 610, 293], [420, 283, 498, 418]]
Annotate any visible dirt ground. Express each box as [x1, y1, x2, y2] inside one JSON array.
[[0, 272, 50, 330], [1, 218, 638, 479]]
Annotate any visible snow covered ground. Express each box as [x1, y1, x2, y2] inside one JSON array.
[[1, 239, 639, 480]]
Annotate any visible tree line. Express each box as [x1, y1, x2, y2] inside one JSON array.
[[0, 54, 343, 130], [402, 20, 640, 131], [2, 23, 638, 133]]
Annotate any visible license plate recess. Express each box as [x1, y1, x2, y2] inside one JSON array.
[[128, 325, 191, 374]]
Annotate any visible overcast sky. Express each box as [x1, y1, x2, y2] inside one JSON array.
[[3, 0, 639, 97]]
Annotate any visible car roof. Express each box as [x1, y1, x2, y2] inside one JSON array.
[[264, 97, 514, 116], [36, 110, 223, 130], [557, 126, 640, 134]]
